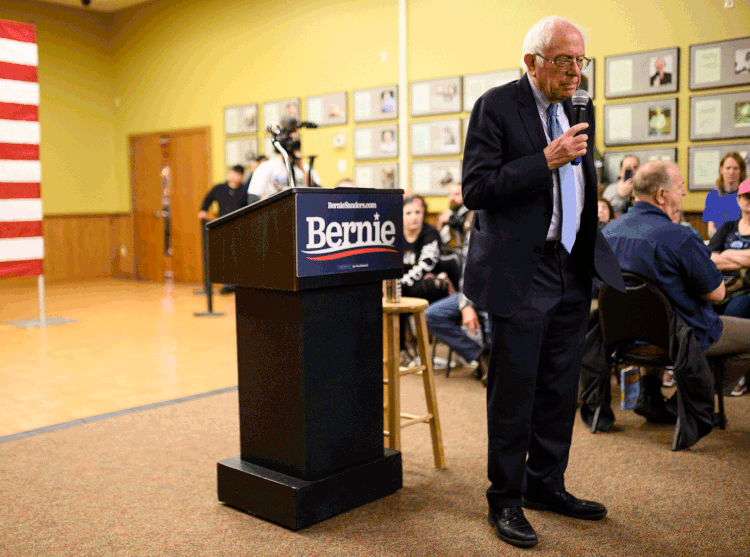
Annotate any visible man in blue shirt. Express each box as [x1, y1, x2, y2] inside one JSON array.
[[602, 161, 750, 419]]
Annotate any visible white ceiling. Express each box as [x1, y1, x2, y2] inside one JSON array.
[[35, 0, 155, 13]]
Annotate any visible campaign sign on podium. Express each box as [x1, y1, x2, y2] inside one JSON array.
[[296, 192, 402, 278], [209, 188, 404, 531]]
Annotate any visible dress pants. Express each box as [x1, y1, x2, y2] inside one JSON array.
[[486, 242, 591, 510]]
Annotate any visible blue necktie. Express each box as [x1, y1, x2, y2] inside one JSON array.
[[546, 103, 577, 253]]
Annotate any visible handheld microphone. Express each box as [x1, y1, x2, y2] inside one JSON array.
[[571, 88, 588, 166]]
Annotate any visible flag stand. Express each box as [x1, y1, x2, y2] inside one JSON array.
[[4, 274, 77, 330]]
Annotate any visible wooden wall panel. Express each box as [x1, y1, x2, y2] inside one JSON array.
[[36, 214, 135, 283]]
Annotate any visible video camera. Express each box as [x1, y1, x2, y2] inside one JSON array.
[[272, 117, 317, 157], [266, 117, 320, 188]]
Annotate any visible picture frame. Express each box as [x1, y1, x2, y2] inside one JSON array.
[[688, 143, 750, 191], [689, 91, 750, 141], [605, 47, 679, 98], [225, 137, 259, 168], [225, 104, 258, 135], [581, 58, 595, 100], [411, 159, 462, 195], [353, 163, 399, 189], [689, 37, 750, 90], [410, 118, 462, 156], [462, 69, 521, 112], [305, 92, 347, 127], [603, 98, 678, 146], [602, 148, 677, 185], [353, 85, 398, 122], [263, 98, 300, 131], [410, 76, 462, 117], [354, 124, 398, 160]]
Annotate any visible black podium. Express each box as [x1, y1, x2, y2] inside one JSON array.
[[208, 187, 404, 530]]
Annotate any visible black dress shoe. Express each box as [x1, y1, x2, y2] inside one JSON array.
[[523, 490, 607, 520], [487, 507, 538, 548]]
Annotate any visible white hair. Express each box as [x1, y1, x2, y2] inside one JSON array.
[[521, 16, 588, 68]]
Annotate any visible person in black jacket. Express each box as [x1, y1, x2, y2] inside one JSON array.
[[197, 164, 247, 294], [198, 165, 248, 220]]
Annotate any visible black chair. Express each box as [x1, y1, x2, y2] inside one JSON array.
[[593, 272, 726, 450]]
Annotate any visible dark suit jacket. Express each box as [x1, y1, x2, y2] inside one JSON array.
[[461, 74, 625, 316], [650, 71, 672, 86]]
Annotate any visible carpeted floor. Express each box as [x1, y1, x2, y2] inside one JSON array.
[[2, 369, 749, 556]]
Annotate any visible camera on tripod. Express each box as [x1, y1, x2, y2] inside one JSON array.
[[272, 117, 317, 158]]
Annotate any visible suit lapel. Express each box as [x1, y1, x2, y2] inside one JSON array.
[[517, 75, 547, 153]]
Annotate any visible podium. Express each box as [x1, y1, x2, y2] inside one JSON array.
[[208, 187, 404, 530]]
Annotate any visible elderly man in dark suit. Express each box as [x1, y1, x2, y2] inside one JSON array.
[[462, 16, 625, 548]]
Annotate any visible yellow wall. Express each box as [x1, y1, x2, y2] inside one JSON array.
[[3, 0, 749, 215], [0, 0, 120, 215]]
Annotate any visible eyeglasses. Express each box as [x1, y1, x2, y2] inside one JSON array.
[[535, 54, 591, 70]]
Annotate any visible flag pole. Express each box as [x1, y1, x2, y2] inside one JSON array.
[[38, 274, 46, 326]]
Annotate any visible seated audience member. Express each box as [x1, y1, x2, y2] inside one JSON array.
[[425, 213, 491, 385], [597, 198, 614, 228], [401, 196, 453, 303], [708, 177, 750, 395], [581, 161, 750, 430], [602, 155, 639, 216], [435, 183, 472, 247], [702, 152, 746, 238]]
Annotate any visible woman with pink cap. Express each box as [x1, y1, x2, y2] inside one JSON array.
[[708, 176, 750, 395]]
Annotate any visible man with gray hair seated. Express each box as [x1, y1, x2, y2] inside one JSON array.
[[585, 161, 750, 428]]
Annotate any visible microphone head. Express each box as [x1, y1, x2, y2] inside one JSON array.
[[572, 88, 589, 107]]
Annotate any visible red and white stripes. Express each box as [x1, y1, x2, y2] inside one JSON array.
[[0, 19, 42, 278]]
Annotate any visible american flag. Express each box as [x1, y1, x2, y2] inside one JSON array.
[[0, 19, 42, 278]]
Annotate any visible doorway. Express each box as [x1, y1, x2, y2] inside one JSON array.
[[130, 127, 212, 283]]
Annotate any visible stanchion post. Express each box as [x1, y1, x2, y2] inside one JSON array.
[[194, 219, 225, 318]]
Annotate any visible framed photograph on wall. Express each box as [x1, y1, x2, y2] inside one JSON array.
[[410, 76, 462, 116], [690, 37, 750, 90], [353, 85, 398, 122], [305, 92, 347, 126], [225, 137, 259, 168], [411, 119, 462, 156], [581, 58, 595, 99], [690, 91, 750, 141], [602, 148, 677, 185], [688, 143, 750, 191], [263, 98, 300, 130], [411, 159, 462, 195], [604, 98, 678, 146], [354, 124, 398, 160], [225, 104, 258, 135], [354, 163, 399, 189], [462, 69, 521, 112], [605, 47, 679, 98]]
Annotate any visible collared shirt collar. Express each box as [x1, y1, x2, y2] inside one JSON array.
[[630, 200, 671, 221]]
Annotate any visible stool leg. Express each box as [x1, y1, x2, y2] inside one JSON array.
[[414, 310, 446, 469], [385, 312, 401, 451]]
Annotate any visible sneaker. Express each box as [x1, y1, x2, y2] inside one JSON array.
[[731, 376, 747, 397]]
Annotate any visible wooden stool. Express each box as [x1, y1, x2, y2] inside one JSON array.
[[382, 296, 446, 469]]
